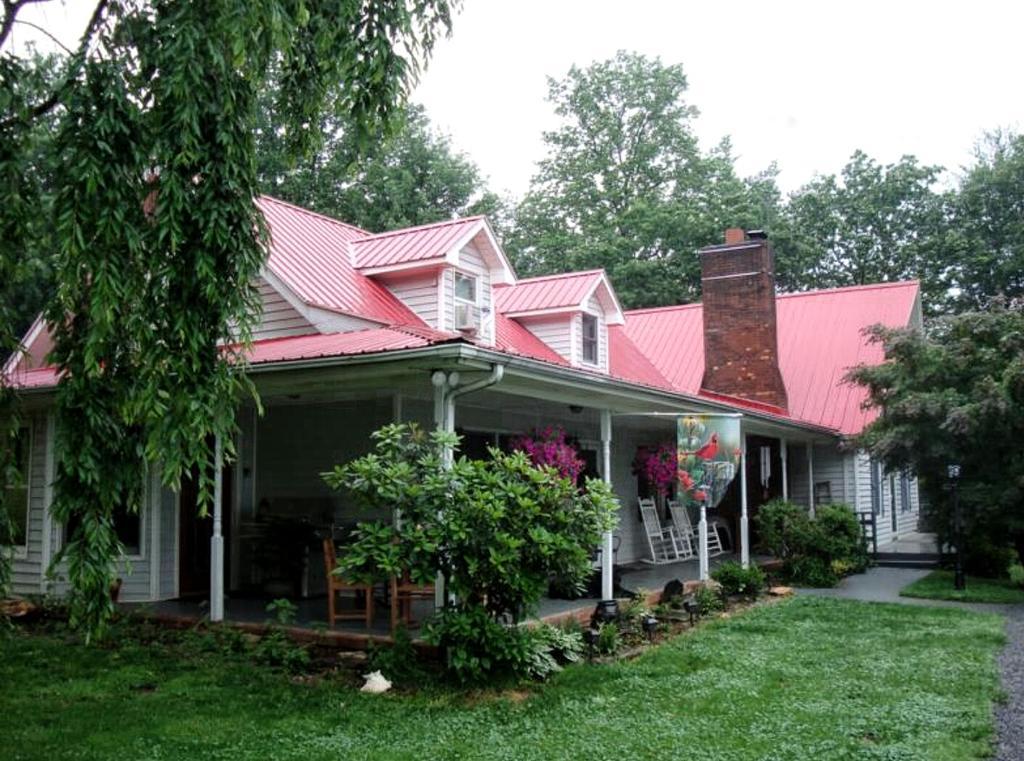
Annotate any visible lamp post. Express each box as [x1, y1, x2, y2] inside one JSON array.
[[948, 464, 964, 591]]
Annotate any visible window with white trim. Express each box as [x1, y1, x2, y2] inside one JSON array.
[[870, 460, 883, 515], [581, 313, 599, 365], [453, 271, 479, 332], [3, 426, 30, 552]]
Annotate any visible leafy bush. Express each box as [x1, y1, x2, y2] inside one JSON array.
[[1010, 564, 1024, 588], [525, 624, 584, 679], [694, 584, 725, 615], [252, 630, 311, 674], [423, 607, 532, 684], [324, 423, 619, 683], [962, 531, 1016, 579], [757, 500, 868, 587], [595, 622, 621, 655], [711, 561, 766, 598], [366, 626, 425, 685]]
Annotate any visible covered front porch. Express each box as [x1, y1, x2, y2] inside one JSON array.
[[165, 350, 835, 641]]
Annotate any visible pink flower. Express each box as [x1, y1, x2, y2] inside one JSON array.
[[693, 490, 707, 502]]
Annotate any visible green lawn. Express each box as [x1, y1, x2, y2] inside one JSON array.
[[900, 570, 1024, 605], [0, 597, 1006, 761]]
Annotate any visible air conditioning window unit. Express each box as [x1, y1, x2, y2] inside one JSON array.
[[455, 302, 479, 333]]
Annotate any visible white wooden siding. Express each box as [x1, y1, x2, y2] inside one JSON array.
[[380, 271, 442, 329], [253, 279, 315, 339], [10, 414, 45, 593], [520, 315, 574, 363], [455, 243, 494, 344]]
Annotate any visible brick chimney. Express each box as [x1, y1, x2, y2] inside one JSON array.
[[699, 228, 788, 411]]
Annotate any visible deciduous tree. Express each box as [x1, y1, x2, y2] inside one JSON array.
[[506, 51, 776, 309], [0, 0, 455, 637], [849, 302, 1024, 568]]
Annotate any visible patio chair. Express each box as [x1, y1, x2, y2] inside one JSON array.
[[639, 498, 685, 564], [390, 572, 435, 635], [322, 538, 374, 628], [668, 500, 725, 558]]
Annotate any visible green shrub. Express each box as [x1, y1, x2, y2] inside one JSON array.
[[756, 500, 868, 587], [694, 584, 725, 615], [788, 556, 839, 587], [251, 630, 311, 674], [423, 607, 533, 684], [711, 561, 766, 598], [962, 532, 1015, 579], [324, 423, 619, 683], [595, 622, 621, 655], [525, 624, 584, 679], [366, 626, 426, 685], [1010, 564, 1024, 588]]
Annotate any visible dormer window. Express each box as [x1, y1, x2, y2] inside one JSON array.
[[454, 271, 480, 333], [582, 313, 598, 365]]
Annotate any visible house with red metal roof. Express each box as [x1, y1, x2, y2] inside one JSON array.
[[4, 197, 922, 618]]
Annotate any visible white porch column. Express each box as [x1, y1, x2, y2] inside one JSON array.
[[807, 441, 815, 517], [431, 372, 449, 607], [739, 438, 749, 568], [698, 502, 709, 581], [599, 410, 614, 601], [210, 434, 225, 623], [780, 438, 789, 501]]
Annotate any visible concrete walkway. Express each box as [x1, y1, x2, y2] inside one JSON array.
[[798, 566, 1024, 761]]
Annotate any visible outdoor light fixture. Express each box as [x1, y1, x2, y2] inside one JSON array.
[[641, 614, 659, 642], [682, 596, 701, 626], [948, 463, 965, 590], [583, 627, 599, 662], [568, 404, 583, 414], [591, 599, 619, 627]]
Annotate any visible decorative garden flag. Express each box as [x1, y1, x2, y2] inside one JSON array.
[[677, 415, 742, 508]]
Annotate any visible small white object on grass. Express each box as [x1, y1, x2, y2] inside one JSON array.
[[360, 670, 392, 694]]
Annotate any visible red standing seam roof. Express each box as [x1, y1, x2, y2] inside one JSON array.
[[351, 216, 484, 269], [623, 281, 920, 435], [242, 326, 460, 365], [494, 270, 605, 314], [257, 197, 421, 326]]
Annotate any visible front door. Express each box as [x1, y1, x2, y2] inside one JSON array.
[[178, 464, 232, 598]]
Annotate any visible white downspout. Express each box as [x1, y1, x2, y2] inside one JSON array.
[[431, 364, 505, 605], [739, 436, 749, 568], [807, 441, 815, 518], [210, 434, 225, 622], [599, 409, 614, 601], [780, 438, 788, 501]]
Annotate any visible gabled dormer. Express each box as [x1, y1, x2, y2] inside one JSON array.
[[351, 217, 514, 345], [495, 270, 624, 371]]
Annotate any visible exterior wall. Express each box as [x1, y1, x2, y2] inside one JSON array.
[[787, 442, 850, 508], [519, 314, 574, 364], [454, 243, 495, 344], [9, 414, 48, 594], [379, 270, 442, 329], [12, 411, 159, 602], [847, 451, 920, 546], [253, 279, 315, 340]]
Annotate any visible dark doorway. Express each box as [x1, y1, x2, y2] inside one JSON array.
[[178, 463, 232, 598]]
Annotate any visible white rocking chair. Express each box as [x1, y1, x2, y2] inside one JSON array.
[[668, 499, 726, 558], [639, 498, 685, 564]]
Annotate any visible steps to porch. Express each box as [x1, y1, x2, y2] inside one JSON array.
[[874, 531, 941, 570]]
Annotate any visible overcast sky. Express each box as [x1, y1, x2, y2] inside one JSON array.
[[10, 1, 1024, 196]]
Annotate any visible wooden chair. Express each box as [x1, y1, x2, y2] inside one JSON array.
[[322, 537, 374, 628], [668, 499, 725, 558], [390, 572, 435, 635], [639, 498, 685, 564]]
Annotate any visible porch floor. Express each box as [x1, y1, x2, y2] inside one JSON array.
[[126, 553, 754, 640]]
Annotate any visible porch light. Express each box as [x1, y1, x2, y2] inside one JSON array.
[[583, 627, 600, 661], [592, 599, 619, 626], [641, 614, 659, 642], [682, 596, 701, 626]]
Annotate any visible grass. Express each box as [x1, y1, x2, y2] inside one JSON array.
[[900, 569, 1024, 605], [0, 597, 1006, 761]]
